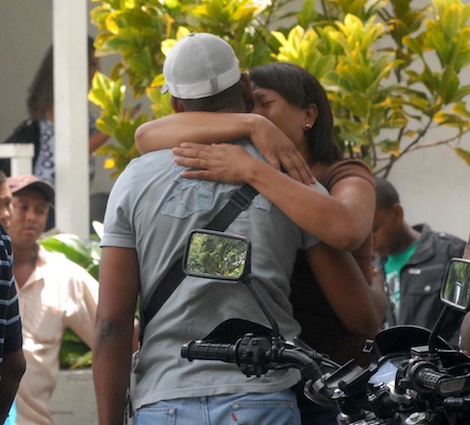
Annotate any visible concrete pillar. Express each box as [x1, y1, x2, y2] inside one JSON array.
[[53, 0, 89, 239]]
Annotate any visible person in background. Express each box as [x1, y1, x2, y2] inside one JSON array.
[[460, 315, 470, 355], [30, 37, 109, 232], [0, 171, 26, 425], [0, 171, 13, 230], [0, 37, 109, 231], [7, 174, 99, 425], [26, 36, 108, 187], [458, 234, 470, 354], [373, 176, 465, 347]]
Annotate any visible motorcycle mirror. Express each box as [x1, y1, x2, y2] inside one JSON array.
[[183, 229, 280, 337], [183, 229, 251, 281], [440, 258, 470, 312]]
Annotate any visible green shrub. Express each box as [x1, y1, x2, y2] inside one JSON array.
[[89, 0, 470, 177]]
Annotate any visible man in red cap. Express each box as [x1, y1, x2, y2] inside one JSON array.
[[7, 174, 99, 425]]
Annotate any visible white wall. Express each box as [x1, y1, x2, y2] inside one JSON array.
[[1, 1, 469, 240], [388, 144, 470, 241], [0, 1, 52, 136]]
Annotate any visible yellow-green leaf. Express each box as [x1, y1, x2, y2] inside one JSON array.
[[455, 148, 470, 166]]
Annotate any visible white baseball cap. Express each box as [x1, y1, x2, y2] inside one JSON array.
[[161, 33, 241, 100]]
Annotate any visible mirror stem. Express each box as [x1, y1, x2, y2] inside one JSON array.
[[428, 304, 450, 355], [244, 275, 280, 338]]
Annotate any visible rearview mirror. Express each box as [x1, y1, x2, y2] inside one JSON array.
[[183, 229, 251, 281], [441, 258, 470, 311]]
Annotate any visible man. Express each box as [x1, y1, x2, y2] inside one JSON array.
[[7, 174, 99, 425], [0, 171, 13, 229], [94, 33, 381, 425], [373, 177, 465, 347], [0, 171, 26, 424]]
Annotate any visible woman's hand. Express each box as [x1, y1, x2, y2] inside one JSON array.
[[173, 135, 314, 185], [250, 117, 314, 184], [173, 143, 255, 183]]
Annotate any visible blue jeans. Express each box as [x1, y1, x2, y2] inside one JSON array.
[[133, 390, 301, 425]]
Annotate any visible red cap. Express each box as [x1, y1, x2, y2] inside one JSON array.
[[7, 175, 55, 204]]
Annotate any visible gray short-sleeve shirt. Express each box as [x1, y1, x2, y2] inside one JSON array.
[[101, 140, 326, 409]]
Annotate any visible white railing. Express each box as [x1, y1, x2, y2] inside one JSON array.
[[0, 144, 34, 176]]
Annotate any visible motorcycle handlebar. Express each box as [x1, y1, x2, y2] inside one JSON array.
[[408, 362, 451, 394], [278, 349, 325, 382], [415, 368, 444, 390], [180, 337, 470, 424], [181, 341, 237, 363], [181, 337, 324, 382]]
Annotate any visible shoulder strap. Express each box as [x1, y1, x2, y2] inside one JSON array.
[[139, 184, 258, 343]]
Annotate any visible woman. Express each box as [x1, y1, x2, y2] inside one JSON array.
[[25, 36, 109, 230], [135, 62, 386, 424], [27, 36, 108, 187]]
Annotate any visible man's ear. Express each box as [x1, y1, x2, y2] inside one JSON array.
[[170, 96, 185, 113], [240, 72, 253, 112], [393, 203, 404, 222]]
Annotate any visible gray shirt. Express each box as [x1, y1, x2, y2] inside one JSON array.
[[101, 140, 326, 409]]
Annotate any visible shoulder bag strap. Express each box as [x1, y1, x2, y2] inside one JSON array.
[[139, 184, 258, 343]]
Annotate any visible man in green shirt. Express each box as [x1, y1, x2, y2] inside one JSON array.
[[373, 177, 465, 347]]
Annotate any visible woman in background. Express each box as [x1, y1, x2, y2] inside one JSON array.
[[25, 36, 109, 230], [27, 36, 108, 187]]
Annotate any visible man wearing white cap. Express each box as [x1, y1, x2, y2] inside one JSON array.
[[94, 33, 327, 425]]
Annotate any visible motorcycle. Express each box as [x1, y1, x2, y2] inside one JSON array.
[[180, 229, 470, 425]]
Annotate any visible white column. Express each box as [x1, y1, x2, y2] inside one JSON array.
[[52, 0, 89, 239]]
